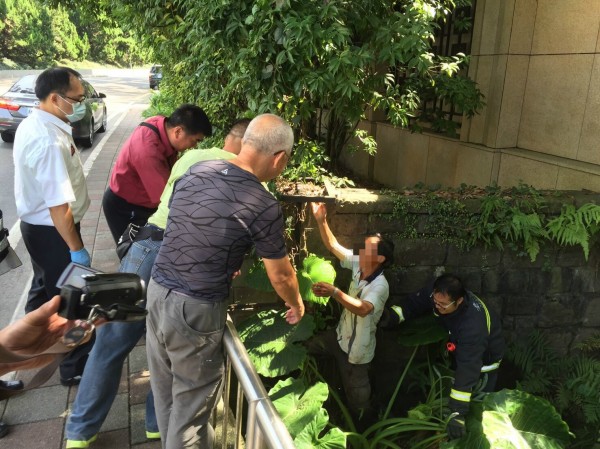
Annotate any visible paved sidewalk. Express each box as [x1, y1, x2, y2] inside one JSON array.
[[0, 105, 161, 449]]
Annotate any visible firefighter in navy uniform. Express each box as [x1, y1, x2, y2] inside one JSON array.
[[382, 273, 505, 440]]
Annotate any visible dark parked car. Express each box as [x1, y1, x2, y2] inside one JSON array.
[[0, 74, 108, 148], [149, 64, 162, 89]]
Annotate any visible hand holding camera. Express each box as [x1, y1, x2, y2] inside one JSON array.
[[57, 263, 147, 322]]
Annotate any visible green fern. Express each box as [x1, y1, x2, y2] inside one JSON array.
[[506, 330, 557, 376], [469, 194, 547, 261], [516, 375, 553, 395], [507, 331, 600, 444], [565, 355, 600, 424], [546, 203, 600, 260], [388, 184, 600, 262], [574, 333, 600, 353], [507, 210, 547, 261]]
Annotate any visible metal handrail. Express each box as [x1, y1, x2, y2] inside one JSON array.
[[219, 317, 296, 449]]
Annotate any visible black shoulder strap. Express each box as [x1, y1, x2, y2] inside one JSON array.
[[139, 121, 161, 136]]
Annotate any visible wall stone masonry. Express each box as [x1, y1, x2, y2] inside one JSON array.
[[298, 189, 600, 357], [231, 187, 600, 398], [326, 188, 600, 404], [220, 189, 600, 420]]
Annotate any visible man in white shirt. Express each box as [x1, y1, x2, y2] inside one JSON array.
[[13, 66, 92, 385], [309, 202, 394, 422]]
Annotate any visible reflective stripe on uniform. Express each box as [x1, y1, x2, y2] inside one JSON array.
[[450, 388, 472, 402], [473, 294, 491, 334], [391, 305, 405, 323], [481, 360, 501, 372]]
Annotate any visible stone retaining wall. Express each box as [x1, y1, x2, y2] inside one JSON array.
[[229, 187, 600, 402], [301, 188, 600, 356], [229, 188, 600, 354]]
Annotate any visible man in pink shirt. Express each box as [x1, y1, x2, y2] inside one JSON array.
[[102, 104, 212, 242]]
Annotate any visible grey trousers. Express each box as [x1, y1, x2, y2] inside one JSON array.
[[146, 279, 228, 449]]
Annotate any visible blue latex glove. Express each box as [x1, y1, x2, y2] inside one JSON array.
[[70, 247, 91, 267]]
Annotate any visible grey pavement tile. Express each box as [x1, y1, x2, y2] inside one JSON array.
[[129, 402, 147, 445], [88, 428, 129, 449], [0, 417, 64, 449], [86, 180, 109, 189], [129, 371, 151, 405], [95, 231, 113, 241], [86, 171, 108, 178], [94, 237, 114, 252], [128, 346, 149, 374], [80, 224, 99, 234], [94, 235, 117, 251], [91, 248, 120, 268], [4, 385, 68, 424], [14, 366, 61, 388], [119, 363, 130, 394], [96, 155, 116, 162], [86, 189, 106, 197], [96, 222, 112, 233], [94, 261, 120, 274], [99, 392, 128, 433], [86, 205, 102, 215], [80, 226, 98, 236], [67, 385, 78, 404]]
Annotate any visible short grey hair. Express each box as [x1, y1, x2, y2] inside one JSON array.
[[242, 114, 294, 156]]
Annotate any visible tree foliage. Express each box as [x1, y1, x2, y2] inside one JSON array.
[[0, 0, 147, 67], [64, 0, 483, 167]]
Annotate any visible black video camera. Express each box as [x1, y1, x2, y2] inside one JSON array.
[[56, 263, 147, 322]]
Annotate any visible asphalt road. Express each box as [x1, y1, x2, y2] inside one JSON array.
[[0, 70, 151, 329]]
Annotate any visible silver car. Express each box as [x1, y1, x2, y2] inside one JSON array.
[[0, 74, 108, 148]]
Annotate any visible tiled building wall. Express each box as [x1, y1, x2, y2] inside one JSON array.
[[340, 0, 600, 191]]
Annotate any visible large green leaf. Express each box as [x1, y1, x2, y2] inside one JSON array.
[[245, 255, 336, 305], [297, 254, 337, 305], [268, 378, 329, 438], [398, 314, 448, 346], [238, 309, 315, 377], [442, 389, 572, 449], [294, 408, 346, 449], [482, 390, 572, 448]]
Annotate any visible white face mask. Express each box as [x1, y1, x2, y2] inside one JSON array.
[[58, 96, 86, 122]]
